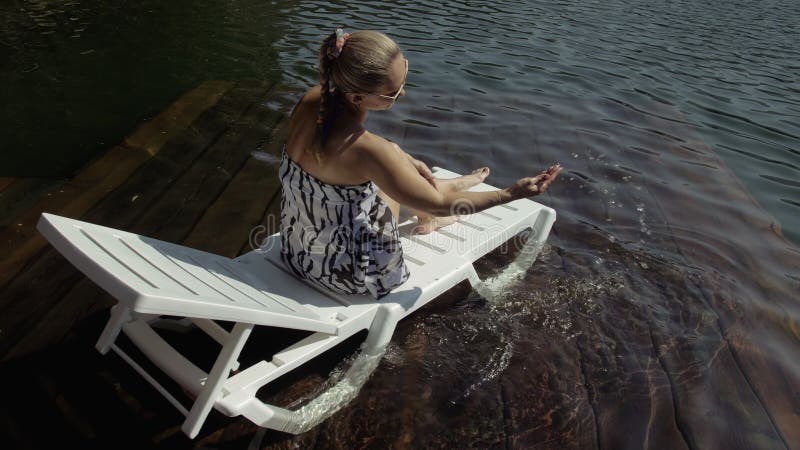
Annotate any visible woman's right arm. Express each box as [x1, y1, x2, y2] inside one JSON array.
[[356, 136, 561, 216]]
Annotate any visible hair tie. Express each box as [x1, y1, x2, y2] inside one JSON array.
[[325, 28, 350, 61]]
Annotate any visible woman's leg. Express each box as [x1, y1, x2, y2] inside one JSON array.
[[377, 167, 490, 234]]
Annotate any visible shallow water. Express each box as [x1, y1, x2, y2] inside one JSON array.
[[4, 0, 800, 448]]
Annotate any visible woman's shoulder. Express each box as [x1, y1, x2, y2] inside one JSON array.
[[350, 131, 394, 159], [291, 86, 322, 115], [346, 132, 408, 177], [303, 85, 322, 102]]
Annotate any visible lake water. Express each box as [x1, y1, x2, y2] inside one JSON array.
[[3, 0, 799, 448]]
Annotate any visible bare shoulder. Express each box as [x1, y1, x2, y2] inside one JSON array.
[[292, 86, 321, 114], [350, 131, 400, 164], [287, 86, 322, 150], [346, 132, 409, 184]]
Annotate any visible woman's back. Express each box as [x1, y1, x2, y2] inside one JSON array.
[[284, 86, 371, 187], [279, 89, 410, 299]]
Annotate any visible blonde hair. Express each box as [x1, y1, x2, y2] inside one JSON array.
[[313, 30, 401, 163]]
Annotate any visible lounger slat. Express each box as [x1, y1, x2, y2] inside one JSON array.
[[398, 227, 456, 265], [40, 221, 158, 300], [218, 258, 347, 315], [82, 229, 204, 297], [38, 214, 338, 332], [400, 207, 542, 262], [121, 236, 245, 301], [160, 250, 295, 314]]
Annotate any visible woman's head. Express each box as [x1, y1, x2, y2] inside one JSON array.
[[320, 30, 403, 104], [316, 30, 405, 148]]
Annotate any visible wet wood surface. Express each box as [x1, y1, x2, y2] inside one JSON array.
[[0, 81, 798, 450]]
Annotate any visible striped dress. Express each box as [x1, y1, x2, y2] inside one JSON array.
[[279, 146, 410, 298]]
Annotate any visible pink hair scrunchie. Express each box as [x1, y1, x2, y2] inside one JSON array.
[[325, 28, 350, 61]]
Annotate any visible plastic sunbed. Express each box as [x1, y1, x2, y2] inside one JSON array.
[[36, 167, 556, 438]]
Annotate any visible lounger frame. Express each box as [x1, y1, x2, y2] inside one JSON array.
[[36, 167, 556, 437]]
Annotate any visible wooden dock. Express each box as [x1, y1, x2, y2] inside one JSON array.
[[0, 79, 331, 449]]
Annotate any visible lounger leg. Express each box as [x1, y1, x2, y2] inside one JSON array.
[[364, 304, 404, 353], [95, 304, 131, 355], [466, 264, 482, 288], [182, 322, 254, 439], [466, 264, 496, 299]]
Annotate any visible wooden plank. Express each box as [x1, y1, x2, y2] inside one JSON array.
[[5, 90, 287, 360], [0, 177, 17, 193], [233, 115, 291, 257], [0, 177, 66, 228], [0, 80, 272, 361], [496, 244, 599, 449], [124, 81, 235, 157], [127, 85, 285, 245], [184, 115, 290, 257], [0, 81, 234, 289], [554, 116, 692, 449]]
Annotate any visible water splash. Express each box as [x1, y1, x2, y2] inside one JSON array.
[[444, 236, 625, 401], [473, 236, 548, 300], [451, 236, 546, 400], [277, 344, 387, 435]]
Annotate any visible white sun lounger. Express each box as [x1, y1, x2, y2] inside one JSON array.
[[36, 167, 555, 438]]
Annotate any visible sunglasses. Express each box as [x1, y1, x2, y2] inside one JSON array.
[[370, 59, 408, 102]]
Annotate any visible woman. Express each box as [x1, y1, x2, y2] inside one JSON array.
[[279, 29, 562, 299]]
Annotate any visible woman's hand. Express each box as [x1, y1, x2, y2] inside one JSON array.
[[390, 142, 437, 187], [410, 158, 436, 187], [506, 164, 563, 199]]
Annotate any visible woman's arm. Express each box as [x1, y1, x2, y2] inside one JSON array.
[[356, 135, 560, 216], [390, 142, 436, 186]]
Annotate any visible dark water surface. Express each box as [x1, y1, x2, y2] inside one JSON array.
[[270, 2, 800, 448], [4, 0, 800, 448], [1, 0, 287, 177]]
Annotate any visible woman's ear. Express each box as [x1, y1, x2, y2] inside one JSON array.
[[346, 93, 365, 106]]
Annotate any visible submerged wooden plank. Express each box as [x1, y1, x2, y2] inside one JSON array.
[[558, 124, 697, 450], [124, 80, 235, 156], [128, 86, 284, 244], [0, 80, 272, 361], [0, 177, 66, 228], [0, 80, 234, 289], [590, 101, 787, 448], [233, 113, 291, 257], [184, 114, 290, 258], [497, 245, 600, 450], [0, 177, 17, 193], [631, 103, 800, 448]]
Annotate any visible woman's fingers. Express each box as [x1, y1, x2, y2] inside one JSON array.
[[536, 166, 563, 192], [416, 161, 436, 186]]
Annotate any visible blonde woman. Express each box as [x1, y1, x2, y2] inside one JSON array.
[[279, 29, 562, 298]]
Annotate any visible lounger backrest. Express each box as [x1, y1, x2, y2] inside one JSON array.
[[37, 213, 338, 334]]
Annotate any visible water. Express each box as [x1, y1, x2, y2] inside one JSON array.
[[4, 0, 800, 447], [1, 0, 288, 177]]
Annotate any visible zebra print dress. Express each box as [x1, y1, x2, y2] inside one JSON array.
[[279, 146, 410, 298]]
